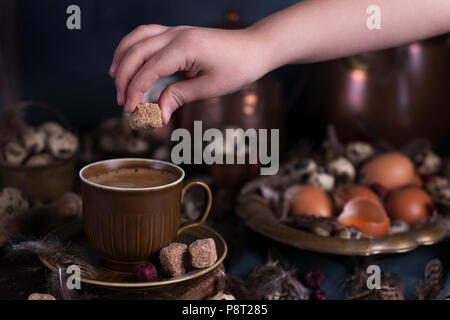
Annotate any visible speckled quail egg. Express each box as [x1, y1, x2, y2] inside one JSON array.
[[25, 153, 53, 167], [48, 132, 78, 159], [388, 220, 410, 235], [327, 157, 355, 182], [337, 228, 364, 240], [425, 177, 449, 197], [307, 168, 335, 192], [0, 187, 29, 216], [294, 158, 317, 175], [283, 158, 317, 180], [125, 137, 149, 154], [438, 187, 450, 203], [208, 292, 236, 300], [21, 128, 46, 154], [414, 151, 442, 175], [3, 141, 27, 165], [345, 142, 375, 165], [39, 122, 65, 137]]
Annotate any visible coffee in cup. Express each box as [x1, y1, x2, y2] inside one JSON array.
[[79, 158, 212, 272]]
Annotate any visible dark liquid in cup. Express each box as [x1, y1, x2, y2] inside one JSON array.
[[88, 168, 178, 188]]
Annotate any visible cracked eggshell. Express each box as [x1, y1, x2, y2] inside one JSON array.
[[338, 197, 390, 238]]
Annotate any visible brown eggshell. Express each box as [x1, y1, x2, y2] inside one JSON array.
[[338, 197, 390, 238], [360, 152, 415, 191], [335, 185, 380, 209], [290, 185, 333, 218], [385, 187, 433, 226], [410, 173, 423, 187]]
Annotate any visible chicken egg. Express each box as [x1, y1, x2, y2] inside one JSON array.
[[385, 186, 433, 226], [360, 152, 415, 191], [290, 185, 333, 218]]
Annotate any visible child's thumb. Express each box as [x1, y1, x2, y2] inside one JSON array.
[[158, 76, 211, 125]]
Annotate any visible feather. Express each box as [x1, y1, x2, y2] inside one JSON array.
[[414, 259, 443, 300], [224, 254, 309, 300], [6, 239, 96, 279], [345, 263, 404, 300]]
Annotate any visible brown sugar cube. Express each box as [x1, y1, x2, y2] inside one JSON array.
[[159, 242, 188, 276], [129, 103, 163, 130], [189, 238, 217, 269]]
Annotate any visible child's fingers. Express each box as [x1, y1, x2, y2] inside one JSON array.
[[115, 34, 171, 105], [158, 76, 214, 124], [109, 24, 168, 77], [124, 45, 184, 113]]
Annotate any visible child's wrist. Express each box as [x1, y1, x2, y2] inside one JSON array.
[[244, 23, 285, 75]]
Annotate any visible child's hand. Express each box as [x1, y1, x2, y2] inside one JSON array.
[[109, 25, 267, 124], [110, 1, 450, 125]]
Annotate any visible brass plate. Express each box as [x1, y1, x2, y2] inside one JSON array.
[[39, 221, 227, 288], [237, 193, 447, 256]]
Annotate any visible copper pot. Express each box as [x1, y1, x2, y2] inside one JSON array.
[[314, 35, 450, 149], [176, 11, 285, 187]]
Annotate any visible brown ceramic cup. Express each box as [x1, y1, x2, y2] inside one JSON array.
[[79, 158, 212, 272]]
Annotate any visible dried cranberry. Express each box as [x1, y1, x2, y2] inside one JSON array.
[[133, 262, 158, 282], [303, 270, 325, 289], [311, 289, 328, 300], [370, 183, 388, 199]]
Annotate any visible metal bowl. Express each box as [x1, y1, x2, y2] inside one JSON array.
[[237, 193, 447, 256], [0, 153, 77, 202]]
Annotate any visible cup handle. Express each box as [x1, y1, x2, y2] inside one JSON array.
[[177, 178, 212, 235]]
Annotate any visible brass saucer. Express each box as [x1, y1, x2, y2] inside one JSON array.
[[237, 193, 448, 256], [39, 221, 227, 288]]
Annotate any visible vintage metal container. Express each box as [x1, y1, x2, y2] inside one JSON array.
[[313, 35, 450, 149], [0, 101, 78, 202], [0, 154, 77, 202]]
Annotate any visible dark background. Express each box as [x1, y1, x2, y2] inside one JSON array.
[[17, 0, 303, 130], [1, 0, 449, 300]]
